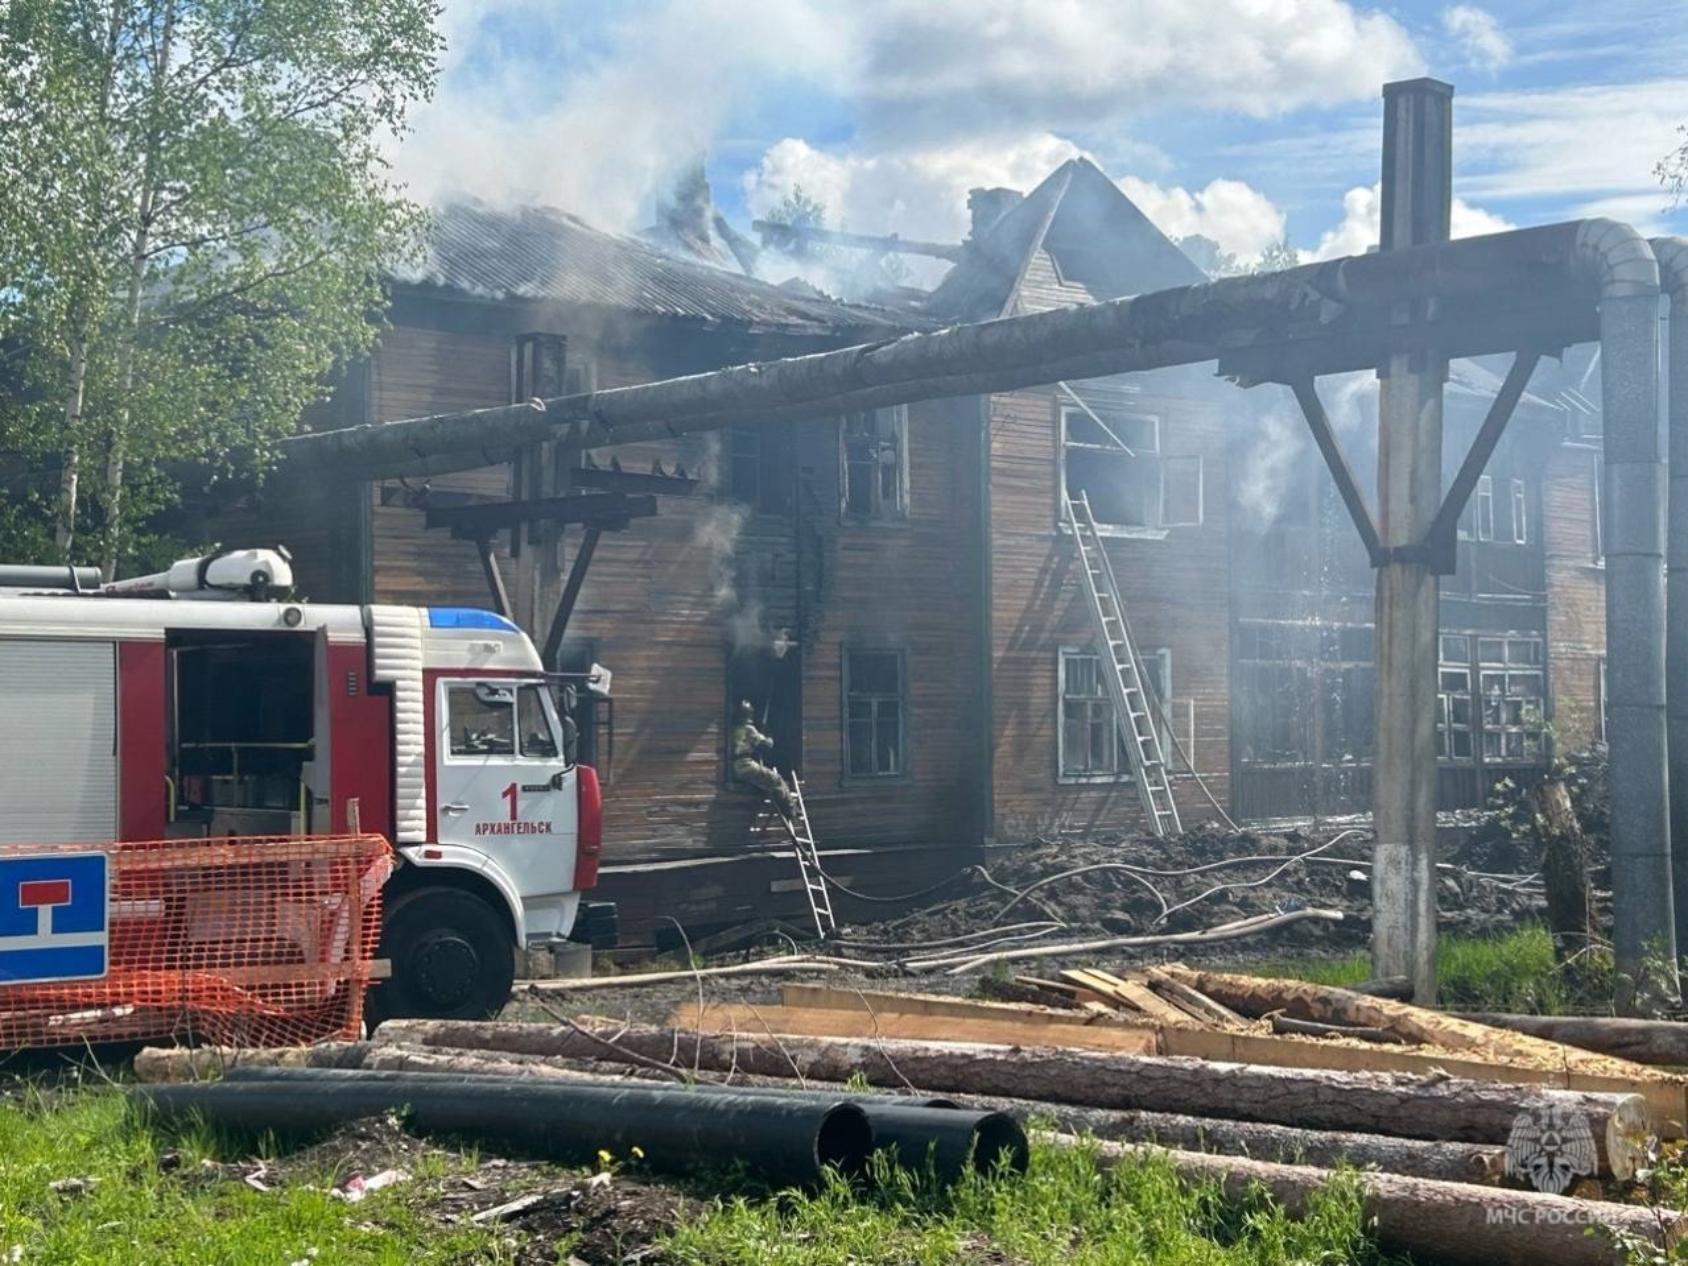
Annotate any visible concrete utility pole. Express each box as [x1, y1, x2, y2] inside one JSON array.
[[1371, 78, 1454, 1002]]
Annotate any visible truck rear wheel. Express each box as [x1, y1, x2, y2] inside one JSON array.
[[373, 888, 515, 1022]]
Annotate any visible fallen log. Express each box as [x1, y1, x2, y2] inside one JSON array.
[[962, 1097, 1506, 1185], [1161, 965, 1638, 1074], [1459, 1012, 1688, 1067], [132, 1042, 370, 1083], [1352, 975, 1414, 1001], [1064, 1135, 1678, 1266], [374, 1018, 1650, 1178]]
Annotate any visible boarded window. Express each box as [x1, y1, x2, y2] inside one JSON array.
[[841, 406, 908, 518], [844, 649, 904, 777], [1060, 404, 1202, 529]]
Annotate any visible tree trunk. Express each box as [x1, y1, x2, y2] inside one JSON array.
[[1161, 965, 1613, 1071], [1533, 779, 1594, 957], [374, 1018, 1650, 1179], [1073, 1136, 1678, 1266], [103, 0, 177, 580], [964, 1097, 1506, 1184], [56, 334, 89, 556], [1460, 1013, 1688, 1067], [132, 1040, 370, 1082]]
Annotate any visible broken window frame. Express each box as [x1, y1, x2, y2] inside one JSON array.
[[1477, 636, 1546, 763], [839, 405, 909, 520], [1475, 475, 1495, 542], [842, 646, 907, 779], [1510, 477, 1528, 546], [1436, 634, 1474, 762], [1234, 621, 1373, 769], [1057, 404, 1202, 535]]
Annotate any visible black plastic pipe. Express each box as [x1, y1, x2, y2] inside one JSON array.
[[134, 1078, 872, 1186], [208, 1067, 1026, 1181]]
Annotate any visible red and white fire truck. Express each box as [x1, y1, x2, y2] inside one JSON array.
[[0, 548, 603, 1019]]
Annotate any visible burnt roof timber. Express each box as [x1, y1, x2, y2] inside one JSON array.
[[751, 220, 965, 262], [280, 221, 1617, 480]]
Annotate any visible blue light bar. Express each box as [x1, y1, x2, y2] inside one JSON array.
[[426, 607, 521, 633]]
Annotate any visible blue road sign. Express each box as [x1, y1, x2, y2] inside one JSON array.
[[0, 852, 110, 985]]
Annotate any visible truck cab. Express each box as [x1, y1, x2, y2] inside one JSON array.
[[0, 550, 604, 1021]]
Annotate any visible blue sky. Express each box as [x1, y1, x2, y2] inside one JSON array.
[[393, 0, 1688, 264]]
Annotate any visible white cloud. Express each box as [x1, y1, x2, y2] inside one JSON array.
[[742, 133, 1087, 244], [1116, 176, 1286, 263], [1310, 183, 1513, 260], [395, 0, 1424, 230], [1442, 5, 1513, 72]]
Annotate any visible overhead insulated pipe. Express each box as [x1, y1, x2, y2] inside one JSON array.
[[134, 1078, 873, 1187], [1650, 236, 1688, 956], [1577, 221, 1677, 1000]]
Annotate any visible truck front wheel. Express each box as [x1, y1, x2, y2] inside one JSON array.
[[374, 888, 515, 1022]]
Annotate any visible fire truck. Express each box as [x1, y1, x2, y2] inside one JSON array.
[[0, 548, 603, 1019]]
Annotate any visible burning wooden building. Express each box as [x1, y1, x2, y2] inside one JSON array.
[[225, 158, 1608, 938]]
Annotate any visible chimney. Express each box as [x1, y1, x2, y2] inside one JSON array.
[[967, 187, 1022, 242]]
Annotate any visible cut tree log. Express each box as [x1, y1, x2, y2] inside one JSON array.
[[374, 1018, 1651, 1178], [1459, 1013, 1688, 1068], [521, 956, 865, 992], [779, 983, 1144, 1031], [1063, 1135, 1678, 1266], [962, 1097, 1506, 1184], [1352, 975, 1415, 1000], [132, 1042, 370, 1083], [1160, 964, 1645, 1075]]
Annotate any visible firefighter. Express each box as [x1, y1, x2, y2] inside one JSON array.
[[731, 699, 796, 819]]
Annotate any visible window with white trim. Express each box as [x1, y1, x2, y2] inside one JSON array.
[[1436, 634, 1474, 761], [1475, 475, 1495, 541], [1477, 636, 1545, 761], [1058, 646, 1171, 781], [1510, 478, 1528, 545]]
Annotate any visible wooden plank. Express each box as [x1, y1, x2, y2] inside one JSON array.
[[780, 983, 1154, 1031], [1062, 968, 1194, 1026], [671, 1002, 1161, 1057]]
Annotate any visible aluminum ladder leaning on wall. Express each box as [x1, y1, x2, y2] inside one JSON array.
[[1063, 491, 1183, 838], [780, 774, 835, 937]]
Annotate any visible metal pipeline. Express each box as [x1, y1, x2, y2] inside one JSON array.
[[1577, 223, 1677, 994], [1649, 236, 1688, 957], [205, 1067, 1028, 1181], [134, 1077, 873, 1187]]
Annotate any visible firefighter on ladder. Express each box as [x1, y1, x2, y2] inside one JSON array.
[[732, 699, 797, 821]]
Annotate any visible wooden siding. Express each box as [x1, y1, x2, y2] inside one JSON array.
[[986, 376, 1232, 840], [1544, 443, 1605, 750]]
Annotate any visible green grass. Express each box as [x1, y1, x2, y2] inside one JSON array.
[[0, 1089, 501, 1265], [1245, 924, 1605, 1013], [665, 1141, 1403, 1266]]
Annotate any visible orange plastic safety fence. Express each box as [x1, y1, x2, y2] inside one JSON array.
[[0, 835, 392, 1051]]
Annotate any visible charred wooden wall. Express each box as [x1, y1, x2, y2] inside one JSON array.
[[985, 374, 1232, 840], [1544, 441, 1606, 750]]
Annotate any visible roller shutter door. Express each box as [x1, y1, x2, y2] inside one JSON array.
[[0, 639, 116, 843]]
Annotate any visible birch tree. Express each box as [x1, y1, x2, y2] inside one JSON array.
[[0, 0, 440, 574]]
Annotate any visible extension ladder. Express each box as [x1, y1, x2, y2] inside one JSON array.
[[782, 774, 835, 937], [1064, 492, 1183, 837]]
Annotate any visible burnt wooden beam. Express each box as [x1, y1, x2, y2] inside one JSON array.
[[752, 219, 966, 262], [424, 492, 656, 541], [541, 528, 602, 668], [1423, 349, 1542, 573], [573, 465, 700, 497], [277, 219, 1618, 479], [474, 536, 513, 618], [1288, 377, 1384, 566]]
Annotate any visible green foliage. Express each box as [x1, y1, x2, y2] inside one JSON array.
[[1248, 925, 1615, 1014], [0, 1089, 497, 1264], [665, 1140, 1399, 1265], [0, 0, 442, 573]]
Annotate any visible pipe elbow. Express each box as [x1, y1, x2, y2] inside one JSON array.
[[1649, 236, 1688, 301], [1575, 218, 1660, 299]]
